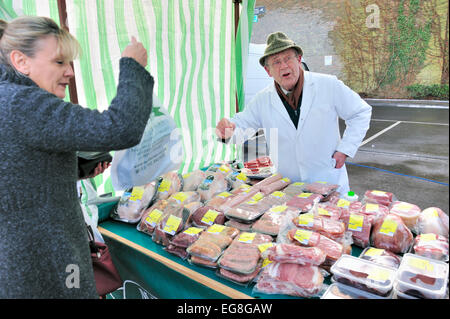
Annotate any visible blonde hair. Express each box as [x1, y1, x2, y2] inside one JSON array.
[[0, 16, 81, 67]]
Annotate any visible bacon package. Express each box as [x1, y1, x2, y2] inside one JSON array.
[[286, 193, 322, 212], [292, 213, 346, 243], [267, 244, 326, 266], [363, 190, 394, 207]]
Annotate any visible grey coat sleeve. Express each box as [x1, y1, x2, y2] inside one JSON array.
[[13, 57, 154, 152]]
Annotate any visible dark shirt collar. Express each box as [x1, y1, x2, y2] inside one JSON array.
[[0, 63, 37, 87]]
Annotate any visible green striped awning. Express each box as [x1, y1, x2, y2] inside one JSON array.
[[1, 0, 256, 195]]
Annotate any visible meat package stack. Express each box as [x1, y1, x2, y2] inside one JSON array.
[[109, 162, 449, 299]]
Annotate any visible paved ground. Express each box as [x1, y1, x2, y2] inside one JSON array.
[[243, 100, 449, 213]]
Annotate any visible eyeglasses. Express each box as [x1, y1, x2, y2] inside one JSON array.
[[268, 55, 298, 68]]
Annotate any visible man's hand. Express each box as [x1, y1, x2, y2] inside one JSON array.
[[215, 118, 236, 140], [333, 151, 348, 169]]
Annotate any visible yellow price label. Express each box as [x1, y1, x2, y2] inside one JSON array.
[[292, 182, 305, 186], [363, 248, 385, 257], [145, 209, 163, 226], [297, 213, 314, 227], [271, 191, 285, 198], [183, 227, 203, 235], [423, 208, 439, 218], [129, 187, 145, 201], [262, 258, 273, 268], [419, 233, 437, 242], [218, 165, 231, 173], [236, 172, 247, 181], [348, 214, 364, 232], [158, 179, 171, 193], [201, 209, 219, 226], [171, 192, 188, 203], [270, 205, 288, 213], [379, 218, 398, 237], [395, 202, 413, 211], [163, 215, 182, 235], [371, 190, 386, 196], [207, 224, 226, 234], [298, 193, 313, 198], [217, 192, 232, 198], [294, 229, 313, 245], [258, 243, 274, 253], [337, 199, 350, 208], [238, 232, 257, 243], [318, 207, 332, 216], [365, 203, 379, 212], [367, 269, 391, 282], [408, 256, 435, 272]]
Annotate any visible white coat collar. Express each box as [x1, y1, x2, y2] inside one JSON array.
[[269, 71, 315, 131]]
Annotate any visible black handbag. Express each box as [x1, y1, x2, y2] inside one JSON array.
[[77, 151, 112, 179]]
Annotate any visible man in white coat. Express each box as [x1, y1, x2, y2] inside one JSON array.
[[216, 32, 372, 194]]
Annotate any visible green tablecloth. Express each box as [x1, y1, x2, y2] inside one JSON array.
[[97, 201, 362, 299]]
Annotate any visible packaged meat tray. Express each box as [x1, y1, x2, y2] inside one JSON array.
[[205, 191, 235, 210], [224, 219, 253, 232], [217, 266, 261, 286], [191, 206, 226, 228], [242, 156, 275, 179], [412, 233, 449, 262], [287, 229, 345, 267], [188, 255, 218, 269], [226, 171, 251, 190], [252, 205, 297, 236], [186, 224, 238, 261], [267, 244, 326, 266], [169, 226, 204, 248], [251, 173, 283, 192], [303, 181, 339, 197], [389, 201, 421, 231], [197, 172, 230, 202], [165, 244, 189, 259], [253, 262, 324, 298], [286, 193, 322, 212], [152, 205, 190, 246], [321, 282, 388, 299], [283, 182, 307, 197], [341, 213, 372, 248], [363, 189, 394, 207], [111, 182, 157, 223], [182, 169, 207, 191], [313, 203, 343, 220], [417, 207, 449, 238], [395, 253, 449, 299], [371, 214, 413, 254], [358, 202, 389, 224], [292, 213, 346, 242], [330, 255, 396, 297], [137, 199, 170, 235], [359, 247, 402, 269], [259, 177, 291, 195], [155, 171, 184, 200]]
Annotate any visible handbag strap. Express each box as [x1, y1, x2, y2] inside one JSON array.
[[86, 224, 101, 257]]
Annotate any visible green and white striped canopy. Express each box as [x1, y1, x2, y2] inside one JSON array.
[[0, 0, 255, 195]]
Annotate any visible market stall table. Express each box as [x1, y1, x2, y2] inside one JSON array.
[[97, 201, 363, 299]]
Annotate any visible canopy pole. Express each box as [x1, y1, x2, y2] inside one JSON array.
[[234, 0, 242, 113], [57, 0, 79, 104]]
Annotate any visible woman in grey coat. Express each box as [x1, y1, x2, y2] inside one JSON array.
[[0, 16, 154, 298]]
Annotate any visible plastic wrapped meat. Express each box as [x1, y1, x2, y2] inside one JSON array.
[[371, 214, 413, 254], [186, 224, 238, 261], [313, 203, 343, 220], [287, 229, 345, 267], [292, 213, 346, 242], [137, 199, 170, 235], [389, 201, 421, 231], [330, 255, 396, 297], [170, 226, 204, 248], [197, 173, 230, 202], [359, 247, 402, 269], [259, 177, 291, 195], [286, 193, 322, 212], [267, 244, 326, 266], [205, 191, 235, 211], [254, 262, 324, 298], [219, 266, 261, 284], [152, 205, 191, 246], [224, 192, 266, 222], [358, 203, 389, 224], [218, 242, 261, 274], [396, 253, 449, 299], [165, 244, 189, 259], [224, 219, 253, 232], [226, 171, 251, 190], [283, 182, 308, 196], [413, 233, 449, 262], [166, 191, 201, 208], [192, 206, 226, 228], [251, 173, 283, 192], [304, 182, 339, 197], [252, 205, 297, 236], [111, 182, 156, 223], [155, 171, 183, 200], [363, 190, 394, 207], [182, 170, 207, 191], [341, 213, 372, 248], [189, 255, 218, 268], [417, 207, 449, 238]]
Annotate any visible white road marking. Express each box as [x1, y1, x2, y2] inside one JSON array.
[[371, 118, 449, 126], [361, 121, 402, 146]]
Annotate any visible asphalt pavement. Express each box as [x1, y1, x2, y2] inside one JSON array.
[[243, 99, 449, 214]]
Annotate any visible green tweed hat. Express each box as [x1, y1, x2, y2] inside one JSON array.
[[259, 31, 303, 67]]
